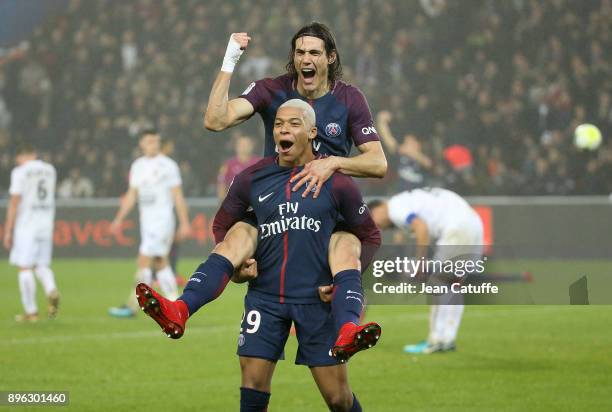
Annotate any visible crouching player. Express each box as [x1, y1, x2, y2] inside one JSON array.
[[137, 100, 381, 411]]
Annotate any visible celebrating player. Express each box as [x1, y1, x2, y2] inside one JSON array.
[[137, 100, 381, 411], [108, 130, 191, 317], [368, 188, 484, 354], [204, 22, 387, 297], [4, 144, 60, 322]]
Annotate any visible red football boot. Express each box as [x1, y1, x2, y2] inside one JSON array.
[[135, 283, 189, 339], [331, 322, 382, 363]]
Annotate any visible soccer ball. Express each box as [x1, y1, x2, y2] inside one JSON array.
[[574, 124, 602, 150]]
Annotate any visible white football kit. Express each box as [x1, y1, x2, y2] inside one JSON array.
[[9, 159, 56, 267], [387, 187, 484, 259], [387, 187, 484, 348], [129, 154, 182, 257]]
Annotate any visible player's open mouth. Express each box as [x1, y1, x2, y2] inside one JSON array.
[[301, 68, 316, 85], [278, 139, 294, 154]]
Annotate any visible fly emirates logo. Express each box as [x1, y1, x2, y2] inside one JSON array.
[[259, 202, 321, 240]]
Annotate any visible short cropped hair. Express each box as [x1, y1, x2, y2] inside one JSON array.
[[278, 99, 316, 128], [139, 128, 160, 139], [15, 142, 36, 156]]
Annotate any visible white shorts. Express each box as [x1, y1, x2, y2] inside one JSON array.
[[9, 230, 53, 268], [139, 224, 174, 257], [435, 212, 484, 261]]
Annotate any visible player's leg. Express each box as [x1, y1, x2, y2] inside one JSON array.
[[310, 365, 361, 412], [178, 221, 257, 314], [136, 222, 258, 338], [237, 295, 290, 411], [16, 266, 38, 322], [152, 256, 179, 300], [239, 357, 275, 412], [34, 265, 60, 318], [33, 237, 60, 319], [109, 253, 153, 317], [291, 301, 361, 411], [328, 231, 381, 362], [10, 232, 39, 322]]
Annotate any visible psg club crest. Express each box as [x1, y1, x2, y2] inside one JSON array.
[[325, 122, 341, 137]]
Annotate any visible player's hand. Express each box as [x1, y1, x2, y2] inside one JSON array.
[[290, 156, 340, 198], [231, 258, 258, 283], [231, 32, 251, 50], [176, 223, 192, 241], [377, 110, 392, 124], [318, 284, 333, 303], [221, 33, 251, 73], [3, 231, 12, 250], [109, 219, 122, 237]]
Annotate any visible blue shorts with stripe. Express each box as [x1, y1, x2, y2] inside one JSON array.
[[236, 293, 340, 367]]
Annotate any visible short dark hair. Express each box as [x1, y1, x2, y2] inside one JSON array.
[[139, 128, 160, 139], [16, 142, 36, 156], [286, 21, 343, 84]]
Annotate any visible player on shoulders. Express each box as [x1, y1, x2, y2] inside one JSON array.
[[108, 129, 191, 317], [4, 144, 60, 322], [137, 100, 381, 411], [203, 21, 387, 311]]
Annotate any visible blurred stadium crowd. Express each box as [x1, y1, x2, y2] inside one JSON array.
[[0, 0, 611, 197]]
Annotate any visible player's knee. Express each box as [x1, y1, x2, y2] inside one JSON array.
[[329, 232, 361, 274], [323, 389, 353, 412]]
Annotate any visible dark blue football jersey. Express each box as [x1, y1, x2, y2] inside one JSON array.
[[213, 157, 381, 304], [239, 74, 380, 157]]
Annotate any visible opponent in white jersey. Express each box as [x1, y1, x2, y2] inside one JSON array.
[[3, 144, 60, 322], [369, 187, 484, 354], [109, 130, 191, 317]]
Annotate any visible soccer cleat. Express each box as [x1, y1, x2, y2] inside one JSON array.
[[404, 341, 456, 354], [108, 305, 135, 318], [135, 283, 188, 339], [403, 340, 429, 354], [47, 291, 60, 319], [331, 322, 382, 363], [15, 313, 39, 323]]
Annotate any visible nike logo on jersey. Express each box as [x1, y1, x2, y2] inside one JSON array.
[[347, 290, 363, 296], [258, 192, 274, 202]]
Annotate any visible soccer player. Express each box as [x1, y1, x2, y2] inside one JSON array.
[[204, 22, 387, 296], [108, 129, 191, 317], [3, 144, 60, 322], [367, 187, 484, 354], [137, 100, 381, 411]]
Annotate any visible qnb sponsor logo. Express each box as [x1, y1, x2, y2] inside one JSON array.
[[361, 126, 377, 135], [259, 215, 322, 239]]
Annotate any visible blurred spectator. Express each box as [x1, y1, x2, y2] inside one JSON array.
[[57, 167, 94, 198], [0, 0, 610, 197], [377, 110, 433, 191], [217, 135, 261, 200]]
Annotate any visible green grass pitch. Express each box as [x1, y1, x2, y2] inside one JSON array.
[[1, 259, 611, 411]]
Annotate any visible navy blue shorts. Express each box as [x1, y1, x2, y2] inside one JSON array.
[[236, 293, 339, 367]]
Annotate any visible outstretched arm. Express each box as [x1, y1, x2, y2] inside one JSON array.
[[290, 141, 387, 198], [204, 33, 256, 131]]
